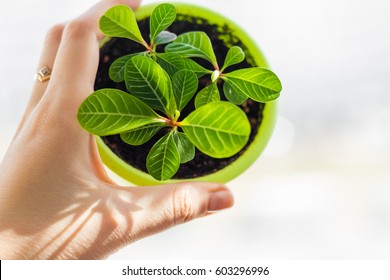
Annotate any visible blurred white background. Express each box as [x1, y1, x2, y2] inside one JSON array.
[[1, 0, 390, 259]]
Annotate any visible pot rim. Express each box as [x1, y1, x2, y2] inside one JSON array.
[[97, 2, 278, 185]]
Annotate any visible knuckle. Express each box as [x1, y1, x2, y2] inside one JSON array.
[[45, 23, 65, 44], [129, 0, 142, 9], [171, 185, 198, 225], [63, 19, 93, 39]]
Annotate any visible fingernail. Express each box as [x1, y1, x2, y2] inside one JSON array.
[[208, 189, 234, 212]]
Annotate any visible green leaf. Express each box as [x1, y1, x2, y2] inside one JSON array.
[[156, 53, 210, 77], [173, 132, 195, 163], [146, 132, 180, 181], [183, 58, 212, 78], [120, 123, 165, 146], [181, 102, 250, 158], [194, 82, 220, 108], [150, 3, 176, 42], [167, 93, 177, 117], [221, 46, 245, 71], [99, 5, 145, 45], [223, 68, 282, 102], [165, 31, 218, 67], [109, 54, 134, 83], [156, 53, 185, 76], [223, 82, 247, 105], [173, 70, 198, 111], [77, 89, 162, 136], [109, 53, 146, 83], [125, 55, 172, 113], [154, 31, 177, 46]]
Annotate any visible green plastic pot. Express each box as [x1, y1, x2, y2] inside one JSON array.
[[96, 3, 278, 186]]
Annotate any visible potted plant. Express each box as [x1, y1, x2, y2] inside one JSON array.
[[77, 3, 282, 185]]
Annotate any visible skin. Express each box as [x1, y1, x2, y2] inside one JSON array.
[[0, 0, 234, 260]]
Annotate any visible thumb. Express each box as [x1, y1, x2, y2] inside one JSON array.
[[127, 182, 234, 242]]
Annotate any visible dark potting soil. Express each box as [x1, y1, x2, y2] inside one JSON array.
[[94, 14, 266, 179]]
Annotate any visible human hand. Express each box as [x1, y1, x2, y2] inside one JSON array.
[[0, 0, 234, 259]]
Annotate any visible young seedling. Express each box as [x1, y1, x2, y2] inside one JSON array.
[[165, 32, 281, 106], [77, 3, 282, 181]]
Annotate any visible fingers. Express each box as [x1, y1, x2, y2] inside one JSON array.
[[19, 24, 64, 124], [28, 24, 65, 113], [120, 182, 234, 243], [13, 24, 65, 138], [42, 0, 142, 110]]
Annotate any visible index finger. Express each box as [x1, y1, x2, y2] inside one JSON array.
[[44, 0, 141, 109]]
